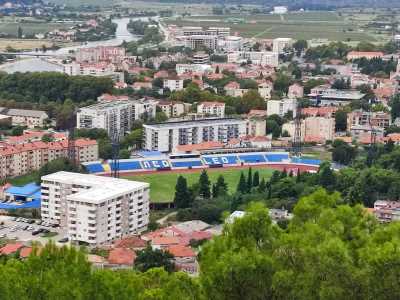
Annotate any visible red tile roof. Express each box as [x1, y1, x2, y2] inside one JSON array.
[[108, 248, 136, 265], [176, 141, 223, 152], [0, 243, 23, 255], [19, 247, 32, 258], [167, 245, 196, 258], [114, 236, 147, 249]]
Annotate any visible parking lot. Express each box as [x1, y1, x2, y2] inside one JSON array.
[[0, 216, 69, 245]]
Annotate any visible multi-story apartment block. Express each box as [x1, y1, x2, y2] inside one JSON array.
[[347, 110, 391, 131], [163, 77, 184, 91], [0, 108, 48, 129], [0, 139, 98, 179], [282, 117, 335, 143], [64, 62, 124, 83], [75, 46, 126, 63], [184, 35, 218, 50], [197, 102, 225, 118], [267, 98, 297, 117], [41, 171, 149, 246], [77, 99, 156, 137], [218, 36, 244, 52], [272, 38, 293, 54], [143, 118, 247, 152], [288, 83, 304, 99], [181, 26, 230, 37], [157, 101, 187, 118], [227, 51, 279, 67], [192, 52, 210, 64]]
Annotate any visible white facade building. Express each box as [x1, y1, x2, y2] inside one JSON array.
[[143, 118, 247, 152], [218, 36, 244, 52], [273, 6, 288, 14], [267, 98, 297, 117], [227, 51, 279, 67], [197, 102, 225, 118], [272, 38, 293, 54], [77, 99, 156, 137], [184, 35, 218, 50], [163, 77, 184, 91], [41, 171, 150, 246]]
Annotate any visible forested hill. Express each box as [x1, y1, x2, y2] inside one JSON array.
[[157, 0, 400, 8], [0, 0, 42, 5]]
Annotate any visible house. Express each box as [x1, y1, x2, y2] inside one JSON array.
[[224, 81, 247, 97], [132, 82, 153, 91], [288, 83, 304, 99], [157, 101, 187, 118], [0, 243, 24, 255], [114, 236, 147, 250], [0, 108, 48, 129], [107, 248, 136, 267], [257, 81, 273, 100]]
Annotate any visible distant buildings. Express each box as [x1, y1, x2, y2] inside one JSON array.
[[184, 35, 218, 50], [346, 51, 384, 61], [288, 83, 304, 99], [283, 117, 335, 143], [192, 52, 210, 64], [41, 171, 150, 246], [218, 36, 244, 52], [64, 62, 124, 82], [143, 118, 247, 152], [157, 101, 187, 118], [227, 51, 279, 67], [347, 110, 391, 131], [273, 6, 288, 14], [75, 46, 126, 64], [77, 99, 156, 137]]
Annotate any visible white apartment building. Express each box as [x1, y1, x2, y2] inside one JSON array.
[[273, 6, 288, 14], [64, 62, 124, 82], [163, 77, 184, 91], [176, 64, 211, 75], [272, 38, 293, 54], [75, 46, 126, 63], [192, 52, 210, 64], [77, 99, 156, 137], [197, 102, 225, 118], [184, 35, 218, 50], [143, 118, 247, 152], [227, 51, 279, 67], [218, 36, 244, 52], [267, 98, 297, 117], [41, 171, 150, 246], [283, 117, 335, 143]]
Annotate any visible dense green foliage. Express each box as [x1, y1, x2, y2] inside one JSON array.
[[0, 72, 113, 103]]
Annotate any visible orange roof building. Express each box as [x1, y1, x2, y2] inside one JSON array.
[[108, 248, 136, 266]]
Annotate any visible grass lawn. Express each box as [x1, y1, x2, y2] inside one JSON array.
[[123, 167, 274, 204], [7, 172, 39, 186], [0, 22, 72, 36], [0, 39, 53, 51]]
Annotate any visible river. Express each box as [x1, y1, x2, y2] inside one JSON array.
[[0, 17, 151, 73]]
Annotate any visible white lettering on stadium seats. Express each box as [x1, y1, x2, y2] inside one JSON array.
[[152, 160, 160, 168], [212, 157, 220, 164], [142, 161, 150, 168], [221, 157, 229, 164]]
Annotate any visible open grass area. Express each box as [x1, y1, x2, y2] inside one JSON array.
[[165, 11, 380, 42], [123, 167, 274, 204], [7, 172, 38, 186], [0, 39, 54, 51], [0, 22, 72, 36]]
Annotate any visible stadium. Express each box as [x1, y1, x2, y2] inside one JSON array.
[[83, 150, 322, 176]]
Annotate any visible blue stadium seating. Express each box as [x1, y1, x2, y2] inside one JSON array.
[[85, 163, 104, 173], [238, 154, 266, 163], [142, 160, 171, 170], [265, 153, 289, 162], [110, 160, 142, 171], [171, 160, 203, 168], [291, 157, 321, 166], [203, 155, 238, 166]]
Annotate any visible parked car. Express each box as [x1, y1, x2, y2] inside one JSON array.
[[58, 237, 68, 243], [32, 229, 44, 235]]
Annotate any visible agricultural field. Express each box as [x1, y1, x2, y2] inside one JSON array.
[[164, 11, 387, 42], [0, 21, 73, 36], [0, 39, 53, 51], [123, 167, 274, 203]]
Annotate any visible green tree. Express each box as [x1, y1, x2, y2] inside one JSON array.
[[247, 168, 253, 192], [198, 170, 211, 199], [253, 171, 260, 187], [213, 175, 228, 198], [174, 176, 192, 208], [135, 246, 175, 273], [318, 161, 336, 190], [237, 172, 247, 194], [335, 110, 347, 132]]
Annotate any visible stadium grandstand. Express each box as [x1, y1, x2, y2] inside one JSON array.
[[82, 151, 321, 175]]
